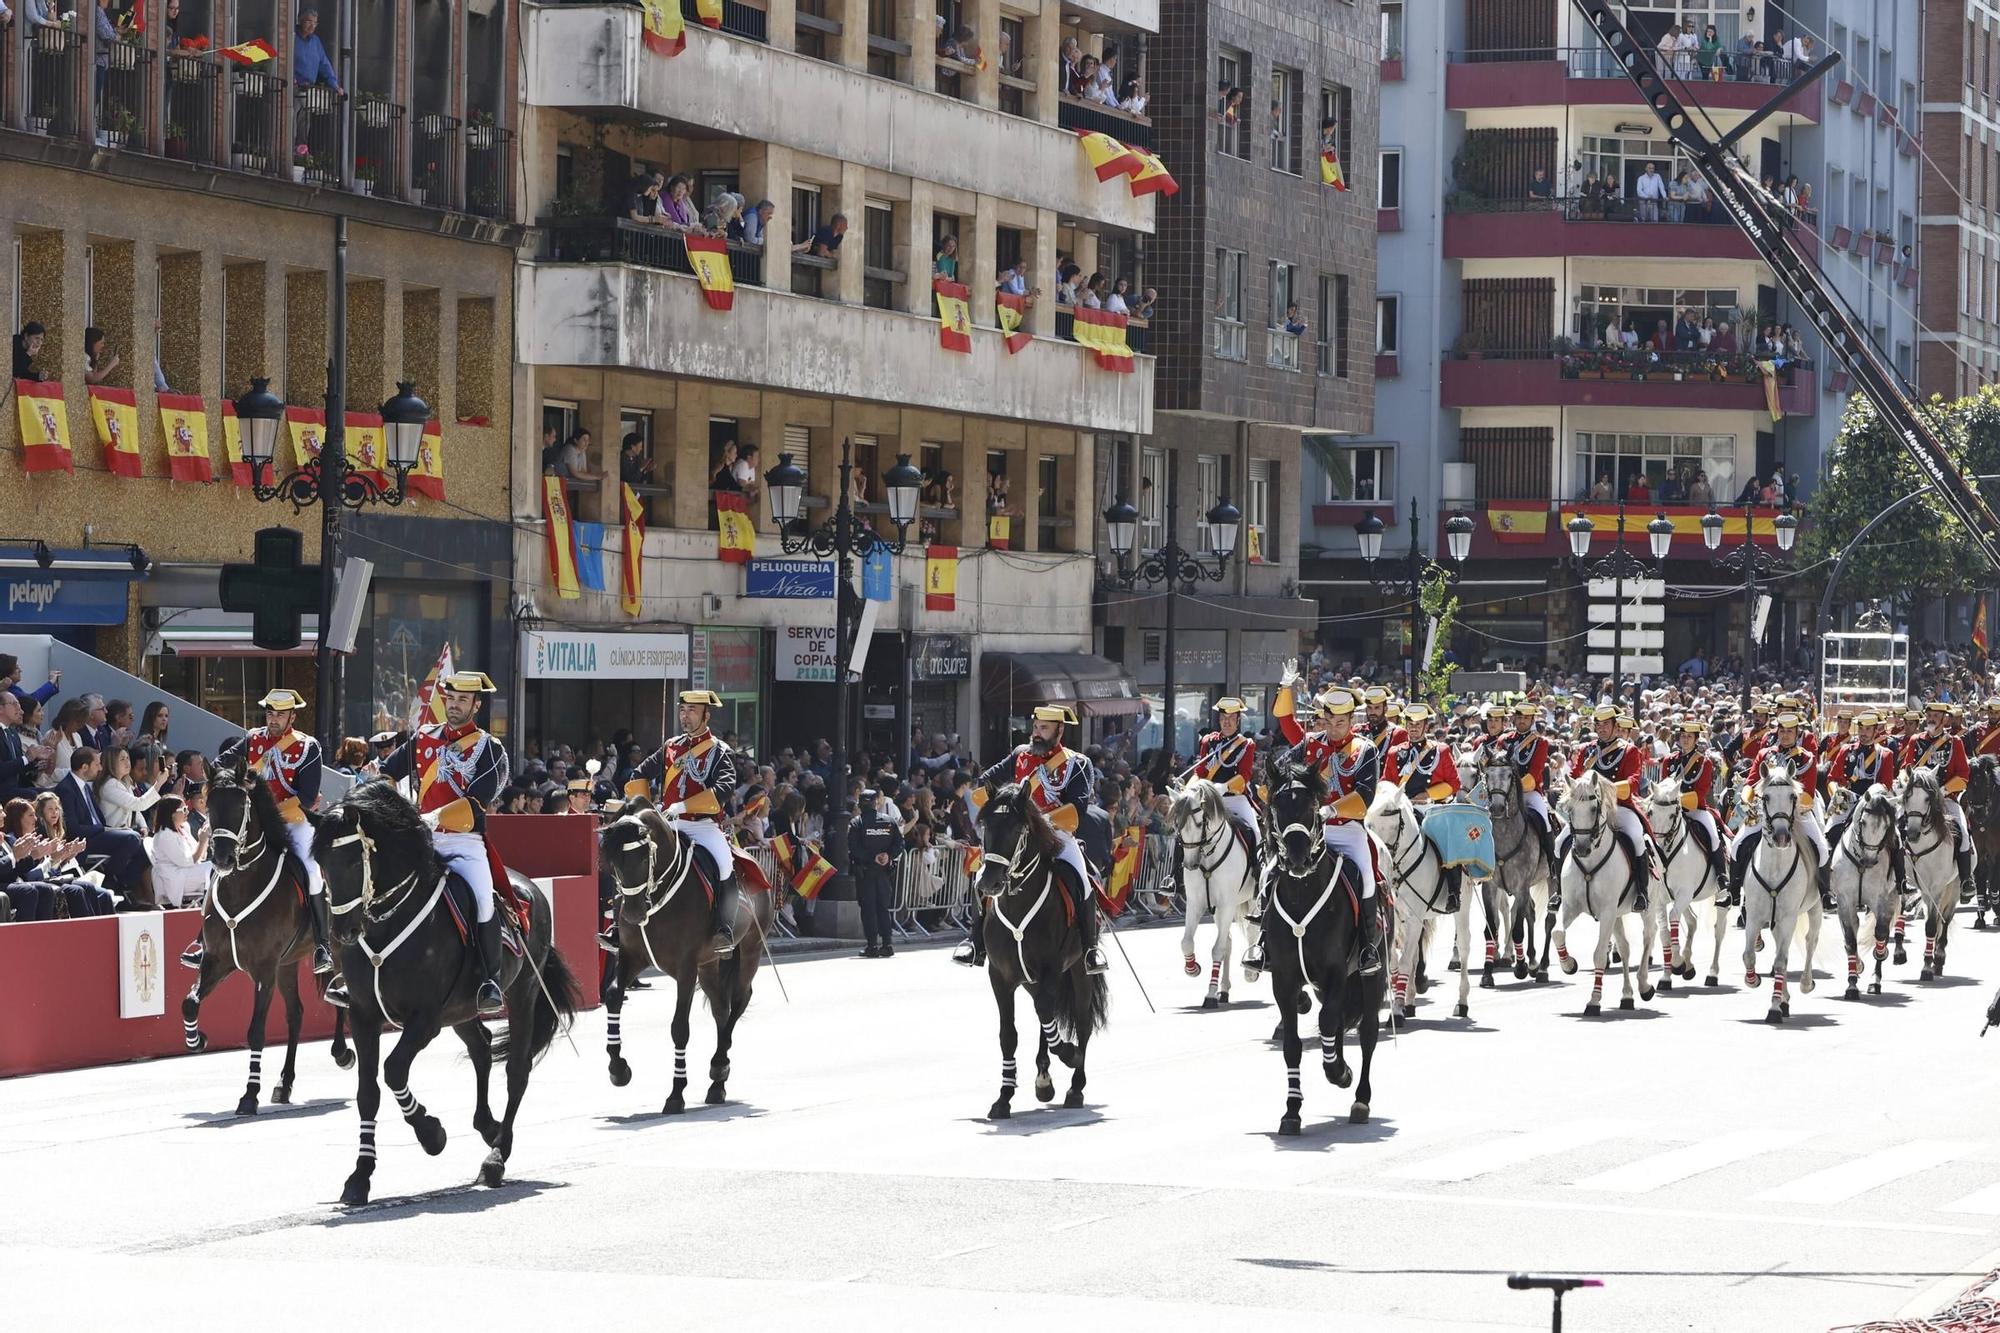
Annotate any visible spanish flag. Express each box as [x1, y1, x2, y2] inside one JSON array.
[[286, 405, 325, 468], [934, 278, 973, 354], [769, 832, 797, 877], [686, 234, 735, 311], [158, 393, 212, 482], [996, 293, 1032, 354], [16, 380, 73, 474], [411, 643, 454, 728], [408, 419, 445, 500], [219, 37, 275, 64], [987, 514, 1010, 549], [640, 0, 685, 56], [1099, 824, 1145, 916], [620, 482, 646, 618], [714, 490, 755, 563], [345, 411, 386, 487], [1757, 359, 1785, 423], [1076, 129, 1141, 182], [791, 841, 837, 900], [1321, 148, 1349, 191], [88, 385, 143, 478], [1128, 148, 1179, 197], [925, 545, 958, 611], [1977, 600, 1991, 658], [694, 0, 723, 26], [220, 399, 253, 486], [543, 475, 582, 600], [1074, 307, 1135, 372]]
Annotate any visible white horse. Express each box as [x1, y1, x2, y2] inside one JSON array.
[[1479, 756, 1556, 985], [1895, 768, 1966, 981], [1741, 756, 1822, 1023], [1168, 778, 1258, 1008], [1366, 782, 1476, 1022], [1827, 782, 1901, 999], [1644, 778, 1728, 990], [1554, 771, 1657, 1015]]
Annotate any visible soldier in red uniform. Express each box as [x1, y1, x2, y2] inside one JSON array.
[[1728, 710, 1836, 911], [1172, 696, 1260, 889], [1384, 703, 1466, 910], [1901, 700, 1975, 891], [1972, 700, 2000, 759], [1494, 698, 1561, 874], [618, 689, 745, 958], [1559, 704, 1653, 910], [1666, 718, 1729, 889], [1360, 685, 1409, 751], [1823, 709, 1907, 898]]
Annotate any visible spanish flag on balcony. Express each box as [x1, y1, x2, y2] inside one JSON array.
[[157, 393, 212, 483], [346, 411, 387, 487], [1128, 148, 1179, 197], [542, 475, 581, 600], [620, 482, 646, 618], [996, 293, 1033, 354], [791, 840, 837, 900], [694, 0, 724, 26], [88, 385, 143, 478], [925, 545, 958, 611], [16, 380, 72, 474], [408, 419, 445, 500], [1099, 824, 1145, 916], [1076, 129, 1141, 182], [1321, 148, 1349, 191], [1757, 359, 1785, 423], [987, 514, 1011, 549], [641, 0, 686, 56], [715, 490, 755, 563], [220, 400, 253, 486], [1073, 307, 1135, 372], [685, 234, 735, 311], [286, 405, 325, 468], [934, 278, 973, 354], [219, 37, 275, 65]]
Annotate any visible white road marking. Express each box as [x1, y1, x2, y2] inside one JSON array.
[[1753, 1140, 1969, 1206], [1048, 1213, 1108, 1233], [1572, 1128, 1814, 1194], [1941, 1181, 2000, 1216], [1388, 1119, 1630, 1183]]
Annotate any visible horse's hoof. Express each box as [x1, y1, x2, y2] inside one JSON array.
[[1873, 944, 1889, 961], [1051, 1040, 1079, 1069], [704, 1084, 726, 1106], [340, 1174, 371, 1207], [1559, 958, 1578, 976], [1583, 1002, 1602, 1017], [1746, 972, 1762, 988], [1680, 963, 1696, 980], [1479, 973, 1496, 990], [1279, 1114, 1302, 1137], [480, 1149, 505, 1188], [331, 1046, 355, 1071], [1801, 976, 1816, 994], [608, 1058, 632, 1088], [185, 1030, 208, 1054], [413, 1115, 447, 1157], [987, 1101, 1012, 1121], [1390, 1003, 1406, 1024], [1063, 1090, 1084, 1109], [1329, 1062, 1353, 1089], [1767, 1009, 1786, 1024], [1217, 992, 1230, 1006], [1447, 958, 1461, 972], [1920, 967, 1934, 982], [1639, 986, 1655, 1002], [1201, 995, 1219, 1011], [1844, 985, 1861, 1001], [1705, 974, 1719, 988], [1035, 1074, 1054, 1103], [1349, 1101, 1370, 1125], [235, 1092, 259, 1117], [1415, 973, 1432, 994], [270, 1085, 293, 1106], [1513, 962, 1529, 980], [1659, 975, 1673, 992], [1183, 957, 1200, 977], [1867, 982, 1882, 996], [1893, 948, 1909, 966], [662, 1094, 686, 1116], [1534, 968, 1550, 984], [1781, 1000, 1792, 1016], [474, 1112, 500, 1147]]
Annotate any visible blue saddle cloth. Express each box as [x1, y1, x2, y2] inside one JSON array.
[[1420, 804, 1497, 880]]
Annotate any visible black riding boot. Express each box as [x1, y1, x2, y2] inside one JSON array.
[[709, 874, 740, 959], [1066, 865, 1108, 975], [1729, 834, 1757, 912], [953, 900, 989, 967], [1444, 865, 1463, 914], [1357, 895, 1384, 976], [1540, 817, 1564, 911], [1958, 847, 1977, 898], [1170, 839, 1186, 896], [474, 914, 505, 1016], [309, 891, 335, 976], [1242, 871, 1273, 978], [1817, 860, 1838, 913], [180, 905, 207, 968], [1890, 838, 1912, 909], [1623, 837, 1650, 913]]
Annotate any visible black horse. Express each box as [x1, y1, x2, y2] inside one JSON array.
[[599, 805, 773, 1113], [1964, 756, 2000, 929], [975, 783, 1109, 1120], [1261, 758, 1384, 1137], [182, 764, 351, 1113], [314, 782, 580, 1205]]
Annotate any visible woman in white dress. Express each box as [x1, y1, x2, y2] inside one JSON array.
[[149, 795, 212, 909], [96, 746, 163, 833]]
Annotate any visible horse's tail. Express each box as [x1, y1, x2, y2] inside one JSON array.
[[1060, 958, 1110, 1044], [494, 945, 583, 1067]]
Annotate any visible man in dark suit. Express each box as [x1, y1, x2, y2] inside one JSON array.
[[57, 748, 152, 899], [0, 689, 37, 801]]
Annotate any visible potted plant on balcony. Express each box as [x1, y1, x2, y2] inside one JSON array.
[[1453, 331, 1487, 362], [99, 102, 137, 149], [470, 178, 502, 215], [164, 120, 189, 159], [467, 109, 496, 151]]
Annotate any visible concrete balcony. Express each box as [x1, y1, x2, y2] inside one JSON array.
[[519, 259, 1153, 435], [524, 2, 1156, 232], [1441, 355, 1815, 417], [1060, 0, 1158, 29], [1446, 49, 1821, 124]]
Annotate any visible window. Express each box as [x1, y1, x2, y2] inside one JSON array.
[[1324, 445, 1394, 503], [1195, 453, 1226, 553], [1897, 341, 1913, 380], [1319, 83, 1353, 179], [790, 185, 822, 246], [1268, 261, 1300, 369], [862, 201, 897, 309], [1140, 446, 1166, 549], [1213, 247, 1246, 360], [1828, 166, 1846, 230], [1379, 149, 1403, 210], [1271, 67, 1301, 174], [1380, 0, 1403, 60], [1334, 275, 1351, 376], [542, 399, 581, 460], [1216, 48, 1249, 158], [1573, 283, 1737, 343], [1571, 432, 1735, 503], [1376, 294, 1400, 356], [1246, 459, 1273, 564]]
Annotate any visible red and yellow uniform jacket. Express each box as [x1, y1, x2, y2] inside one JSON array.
[[1280, 731, 1380, 823], [1825, 738, 1899, 793], [1971, 722, 2000, 759], [1503, 730, 1552, 792], [1385, 737, 1460, 803], [1570, 736, 1645, 810], [976, 744, 1092, 833], [1669, 746, 1719, 814], [1900, 731, 1971, 799], [1749, 743, 1820, 810], [380, 721, 508, 834], [1363, 714, 1410, 752], [635, 729, 739, 819], [1182, 730, 1255, 795], [236, 726, 322, 824]]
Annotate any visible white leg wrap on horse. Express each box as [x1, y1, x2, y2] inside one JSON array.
[[282, 819, 324, 895], [434, 832, 495, 921]]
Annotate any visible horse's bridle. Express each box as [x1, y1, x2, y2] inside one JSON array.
[[604, 817, 697, 974], [1175, 792, 1236, 879], [325, 818, 445, 1024], [1381, 798, 1444, 913], [206, 781, 267, 868], [1269, 781, 1328, 878], [980, 813, 1054, 985]]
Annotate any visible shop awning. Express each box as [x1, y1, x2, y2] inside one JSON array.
[[150, 609, 320, 658], [981, 651, 1143, 717]]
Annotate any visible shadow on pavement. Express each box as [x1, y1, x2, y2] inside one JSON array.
[[1256, 1115, 1398, 1150], [183, 1098, 349, 1126], [597, 1102, 769, 1129], [324, 1177, 566, 1225], [969, 1104, 1109, 1135]]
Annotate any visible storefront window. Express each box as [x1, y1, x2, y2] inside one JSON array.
[[369, 581, 485, 735], [692, 627, 764, 753]]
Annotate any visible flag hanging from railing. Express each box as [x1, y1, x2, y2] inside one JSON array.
[[1320, 148, 1348, 191], [157, 393, 211, 482], [686, 235, 735, 311], [408, 420, 445, 500], [219, 37, 275, 64], [1073, 307, 1135, 372], [220, 400, 253, 486], [934, 278, 973, 354], [1757, 359, 1785, 423], [695, 0, 724, 26], [574, 521, 609, 593], [640, 0, 686, 55], [411, 643, 454, 729], [996, 293, 1032, 354], [346, 411, 387, 487], [987, 514, 1010, 549], [16, 380, 72, 474], [715, 491, 755, 563], [1076, 130, 1141, 182], [1977, 601, 1991, 659], [88, 385, 143, 478], [925, 545, 958, 610], [1128, 148, 1179, 197], [791, 842, 836, 900], [1099, 824, 1145, 916], [543, 475, 581, 599], [620, 483, 646, 618], [286, 405, 325, 468]]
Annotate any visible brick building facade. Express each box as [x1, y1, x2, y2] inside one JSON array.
[[1920, 0, 2000, 397]]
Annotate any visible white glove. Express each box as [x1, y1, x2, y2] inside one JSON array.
[[665, 801, 687, 819], [421, 808, 442, 831], [1279, 658, 1300, 690]]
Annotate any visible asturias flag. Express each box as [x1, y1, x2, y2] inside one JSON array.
[[715, 490, 755, 563], [408, 420, 445, 500], [542, 475, 582, 600], [641, 0, 686, 56], [15, 380, 72, 474], [686, 234, 736, 311], [88, 385, 143, 478], [935, 278, 973, 354], [620, 482, 646, 618], [925, 545, 958, 611], [157, 393, 212, 482]]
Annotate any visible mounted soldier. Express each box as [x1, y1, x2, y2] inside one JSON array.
[[1499, 697, 1561, 878], [1559, 704, 1652, 911], [1666, 717, 1729, 889], [953, 704, 1107, 976], [1823, 708, 1907, 898], [1971, 700, 2000, 759], [1899, 700, 1976, 893], [613, 688, 745, 959], [1728, 708, 1837, 912], [1382, 703, 1465, 910], [375, 670, 511, 1015], [1359, 685, 1408, 751], [1173, 695, 1261, 889], [179, 688, 335, 982]]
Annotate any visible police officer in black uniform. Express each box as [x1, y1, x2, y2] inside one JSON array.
[[849, 789, 904, 958]]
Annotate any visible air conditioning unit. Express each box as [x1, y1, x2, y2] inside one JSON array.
[[1442, 462, 1476, 510]]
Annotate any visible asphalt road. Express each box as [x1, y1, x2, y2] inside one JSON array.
[[9, 906, 2000, 1333]]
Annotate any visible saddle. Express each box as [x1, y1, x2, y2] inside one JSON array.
[[441, 873, 529, 958]]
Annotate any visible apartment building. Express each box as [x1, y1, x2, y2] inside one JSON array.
[[1919, 0, 2000, 397]]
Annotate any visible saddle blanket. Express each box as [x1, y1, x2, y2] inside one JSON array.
[[1421, 804, 1496, 880]]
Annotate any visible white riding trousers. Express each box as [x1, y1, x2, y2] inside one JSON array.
[[670, 816, 736, 884], [1686, 807, 1719, 847], [1317, 818, 1378, 900], [1557, 806, 1654, 874], [433, 830, 494, 921], [280, 818, 324, 896], [1729, 807, 1829, 868], [1219, 792, 1261, 841]]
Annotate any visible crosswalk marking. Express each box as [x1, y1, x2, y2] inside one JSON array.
[[1752, 1139, 1968, 1206], [1572, 1128, 1814, 1194], [1941, 1181, 2000, 1215], [1388, 1120, 1629, 1184]]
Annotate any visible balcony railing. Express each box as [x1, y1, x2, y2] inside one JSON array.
[[1453, 44, 1813, 87], [98, 40, 154, 150], [226, 63, 286, 176], [412, 112, 460, 209], [1267, 328, 1302, 371], [1447, 192, 1819, 232], [1057, 95, 1154, 151], [354, 92, 405, 200], [1212, 318, 1247, 361], [791, 251, 836, 298], [25, 24, 87, 139], [466, 123, 512, 217], [163, 50, 223, 165], [538, 217, 768, 289], [294, 80, 341, 182], [1555, 348, 1810, 381], [680, 0, 769, 42]]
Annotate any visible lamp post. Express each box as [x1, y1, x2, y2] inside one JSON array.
[[763, 441, 920, 914], [1701, 501, 1798, 714], [1102, 464, 1239, 778], [1567, 502, 1675, 708], [231, 251, 431, 753], [1356, 497, 1474, 687]]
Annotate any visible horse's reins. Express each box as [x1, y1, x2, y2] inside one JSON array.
[[205, 787, 296, 973], [607, 819, 699, 975], [1748, 781, 1806, 900], [328, 824, 440, 1025], [1565, 796, 1635, 908], [1383, 803, 1446, 915], [1268, 784, 1359, 981], [980, 824, 1054, 985]]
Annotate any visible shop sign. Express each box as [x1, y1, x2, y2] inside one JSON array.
[[692, 628, 761, 693], [911, 634, 971, 681], [522, 630, 690, 680], [0, 574, 132, 626], [776, 624, 839, 682], [744, 558, 835, 599]]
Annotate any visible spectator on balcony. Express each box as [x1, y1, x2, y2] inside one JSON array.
[[83, 326, 120, 386], [1282, 302, 1308, 338], [794, 213, 847, 260], [1698, 24, 1724, 80], [996, 260, 1027, 298], [1674, 310, 1700, 351], [1626, 473, 1652, 506], [1658, 469, 1686, 504], [1119, 79, 1148, 115], [1758, 476, 1778, 506], [10, 322, 46, 381], [1132, 287, 1158, 321], [90, 0, 117, 104], [1736, 475, 1762, 505], [553, 430, 605, 487], [293, 7, 342, 97], [1697, 316, 1716, 349], [1667, 171, 1689, 223], [1055, 260, 1081, 304], [1589, 473, 1612, 502], [661, 174, 699, 230], [1634, 162, 1668, 222], [735, 198, 775, 249], [1089, 45, 1119, 105], [1068, 53, 1099, 100], [995, 26, 1020, 78], [1059, 34, 1081, 92], [625, 171, 668, 228], [702, 191, 744, 237], [1219, 84, 1243, 125], [1527, 167, 1554, 203], [732, 442, 763, 510], [1711, 320, 1738, 355], [1780, 175, 1800, 214], [1734, 30, 1758, 81], [1083, 272, 1111, 309], [938, 22, 980, 66], [709, 439, 740, 495], [934, 233, 960, 281], [1783, 31, 1815, 76], [1688, 470, 1713, 507], [1684, 170, 1711, 222], [1105, 277, 1134, 316], [1762, 28, 1785, 80], [619, 432, 654, 488]]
